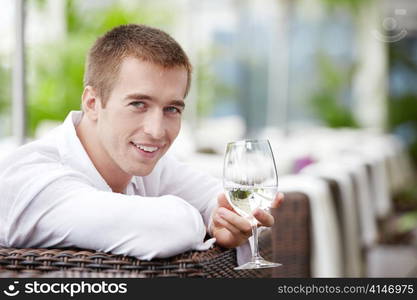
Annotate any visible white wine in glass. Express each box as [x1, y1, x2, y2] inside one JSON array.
[[223, 139, 281, 270]]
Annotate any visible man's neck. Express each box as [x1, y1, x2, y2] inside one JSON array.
[[76, 117, 131, 194]]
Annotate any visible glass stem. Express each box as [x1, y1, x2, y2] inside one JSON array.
[[251, 222, 260, 261]]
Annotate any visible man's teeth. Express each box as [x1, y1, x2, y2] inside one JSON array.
[[133, 143, 158, 152]]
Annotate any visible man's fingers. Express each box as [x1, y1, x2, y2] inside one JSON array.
[[253, 208, 274, 227], [212, 192, 284, 248], [252, 192, 284, 227], [212, 214, 246, 236], [216, 207, 252, 235], [270, 192, 284, 209], [217, 193, 235, 211]]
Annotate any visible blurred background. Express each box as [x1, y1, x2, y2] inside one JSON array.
[[0, 0, 416, 277]]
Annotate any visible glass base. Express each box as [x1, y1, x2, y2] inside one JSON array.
[[234, 257, 282, 270]]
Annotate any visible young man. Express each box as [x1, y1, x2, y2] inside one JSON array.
[[0, 24, 282, 262]]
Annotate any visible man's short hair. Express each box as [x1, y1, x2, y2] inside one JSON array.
[[83, 24, 192, 106]]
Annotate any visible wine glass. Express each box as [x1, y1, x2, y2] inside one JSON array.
[[223, 139, 281, 270]]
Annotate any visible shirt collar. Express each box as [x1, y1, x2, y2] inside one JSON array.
[[130, 177, 139, 189], [57, 111, 112, 192]]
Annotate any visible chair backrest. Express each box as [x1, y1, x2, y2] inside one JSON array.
[[270, 192, 312, 277]]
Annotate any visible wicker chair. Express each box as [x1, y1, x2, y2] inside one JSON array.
[[0, 192, 311, 278]]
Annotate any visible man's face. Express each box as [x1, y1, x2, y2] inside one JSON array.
[[95, 57, 187, 176]]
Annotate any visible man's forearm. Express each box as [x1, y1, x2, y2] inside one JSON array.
[[6, 183, 208, 259]]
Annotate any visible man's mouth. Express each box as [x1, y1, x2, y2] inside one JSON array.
[[132, 143, 158, 152], [130, 142, 162, 154]]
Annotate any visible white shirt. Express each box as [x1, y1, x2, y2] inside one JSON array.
[[0, 111, 225, 260]]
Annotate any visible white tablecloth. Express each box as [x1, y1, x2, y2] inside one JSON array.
[[301, 162, 363, 277]]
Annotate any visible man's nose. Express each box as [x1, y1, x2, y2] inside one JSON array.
[[143, 110, 165, 140]]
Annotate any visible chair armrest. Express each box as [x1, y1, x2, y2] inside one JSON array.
[[0, 235, 273, 278]]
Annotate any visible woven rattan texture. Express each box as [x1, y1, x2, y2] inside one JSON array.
[[0, 245, 270, 278], [271, 192, 311, 277]]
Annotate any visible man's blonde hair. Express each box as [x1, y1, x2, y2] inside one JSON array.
[[84, 24, 192, 106]]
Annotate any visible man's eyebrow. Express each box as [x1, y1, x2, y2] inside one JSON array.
[[170, 100, 186, 109], [124, 93, 185, 108], [124, 93, 153, 101]]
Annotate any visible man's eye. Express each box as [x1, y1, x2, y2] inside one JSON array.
[[130, 101, 145, 108], [165, 106, 182, 114]]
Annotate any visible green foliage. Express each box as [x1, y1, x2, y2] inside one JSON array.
[[195, 48, 235, 117], [195, 58, 216, 117], [65, 0, 173, 36], [27, 0, 175, 135], [32, 0, 47, 9], [388, 40, 417, 166], [27, 37, 87, 134], [388, 94, 417, 163], [309, 53, 359, 128], [398, 211, 417, 233], [394, 185, 417, 212], [389, 94, 417, 127], [321, 0, 372, 15], [310, 93, 359, 128], [0, 62, 11, 114]]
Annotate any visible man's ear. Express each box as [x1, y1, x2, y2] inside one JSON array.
[[81, 86, 101, 121]]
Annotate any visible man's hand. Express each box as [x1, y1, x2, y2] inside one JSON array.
[[209, 192, 284, 248]]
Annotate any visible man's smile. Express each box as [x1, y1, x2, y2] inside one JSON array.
[[130, 141, 164, 158]]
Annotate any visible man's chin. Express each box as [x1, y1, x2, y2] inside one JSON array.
[[128, 165, 155, 177], [125, 153, 164, 177]]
